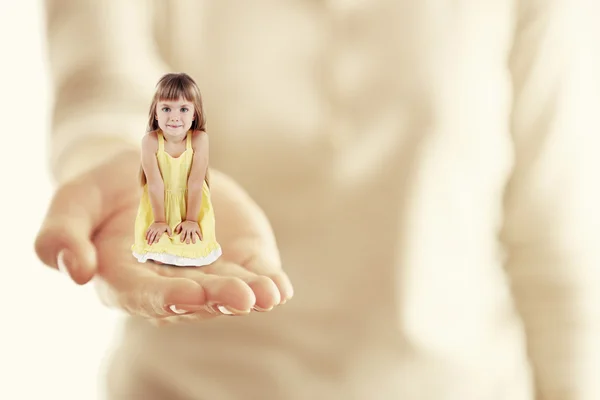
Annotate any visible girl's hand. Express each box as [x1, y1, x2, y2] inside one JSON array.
[[146, 222, 172, 244], [33, 150, 293, 325], [174, 220, 202, 243]]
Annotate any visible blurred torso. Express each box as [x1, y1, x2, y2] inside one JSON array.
[[113, 2, 534, 399]]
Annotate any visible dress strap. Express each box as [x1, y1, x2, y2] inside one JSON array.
[[186, 130, 192, 150], [157, 131, 165, 153]]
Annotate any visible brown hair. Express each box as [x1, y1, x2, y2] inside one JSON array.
[[139, 73, 210, 187]]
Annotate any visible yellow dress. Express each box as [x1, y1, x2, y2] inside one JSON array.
[[131, 130, 222, 267]]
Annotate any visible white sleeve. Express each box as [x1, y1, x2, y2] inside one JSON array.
[[503, 0, 600, 398]]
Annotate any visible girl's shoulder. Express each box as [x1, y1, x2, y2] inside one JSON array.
[[190, 129, 208, 149], [141, 130, 160, 151]]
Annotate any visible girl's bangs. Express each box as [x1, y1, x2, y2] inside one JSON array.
[[156, 78, 195, 102]]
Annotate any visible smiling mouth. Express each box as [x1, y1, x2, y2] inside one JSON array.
[[167, 124, 182, 128]]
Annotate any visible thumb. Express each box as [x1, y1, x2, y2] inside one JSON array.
[[34, 181, 98, 285], [34, 151, 140, 285]]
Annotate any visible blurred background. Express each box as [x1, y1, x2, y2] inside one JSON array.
[[0, 2, 122, 399], [1, 1, 599, 400]]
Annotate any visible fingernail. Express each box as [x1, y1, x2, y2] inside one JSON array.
[[216, 305, 235, 315], [252, 305, 273, 312], [206, 303, 249, 316], [168, 305, 190, 314], [167, 305, 205, 314], [57, 249, 74, 278]]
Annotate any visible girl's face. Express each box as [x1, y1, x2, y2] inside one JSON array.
[[155, 97, 195, 137]]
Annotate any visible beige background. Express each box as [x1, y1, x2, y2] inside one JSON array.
[[1, 2, 599, 400], [0, 2, 120, 399]]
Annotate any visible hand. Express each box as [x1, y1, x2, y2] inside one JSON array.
[[174, 220, 202, 243], [146, 221, 172, 244], [34, 150, 293, 325]]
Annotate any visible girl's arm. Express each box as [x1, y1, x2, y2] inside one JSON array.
[[141, 133, 166, 222], [501, 1, 600, 398], [185, 131, 209, 222]]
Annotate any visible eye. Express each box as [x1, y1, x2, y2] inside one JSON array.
[[181, 107, 189, 112], [161, 107, 170, 112]]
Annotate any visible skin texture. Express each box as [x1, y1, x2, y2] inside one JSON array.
[[34, 149, 293, 324]]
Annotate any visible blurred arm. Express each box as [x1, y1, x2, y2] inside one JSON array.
[[502, 0, 600, 398], [43, 0, 169, 184]]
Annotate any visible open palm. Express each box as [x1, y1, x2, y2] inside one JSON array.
[[35, 151, 293, 325]]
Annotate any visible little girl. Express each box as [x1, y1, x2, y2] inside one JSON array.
[[131, 73, 222, 267]]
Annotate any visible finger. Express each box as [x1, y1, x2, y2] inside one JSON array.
[[196, 230, 203, 241], [34, 181, 101, 285], [95, 268, 209, 320], [191, 231, 196, 244], [208, 261, 281, 311], [167, 227, 172, 236], [143, 265, 249, 320], [243, 254, 294, 305], [157, 265, 256, 314], [171, 260, 279, 312], [148, 301, 242, 325], [175, 223, 181, 234], [222, 238, 293, 305]]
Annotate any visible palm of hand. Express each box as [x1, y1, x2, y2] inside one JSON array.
[[95, 199, 287, 322], [35, 152, 292, 325]]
